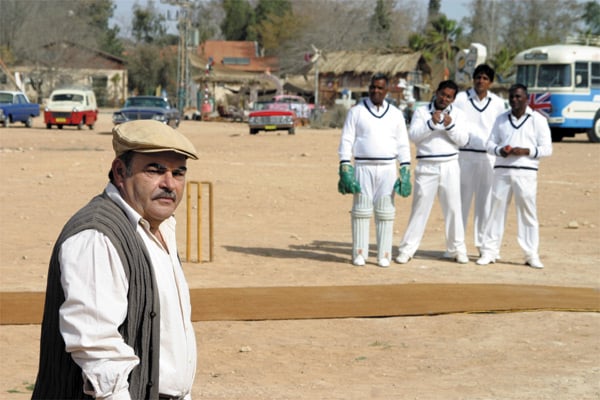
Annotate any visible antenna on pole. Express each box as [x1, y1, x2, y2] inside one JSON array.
[[308, 44, 323, 107]]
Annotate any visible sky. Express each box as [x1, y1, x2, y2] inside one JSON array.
[[111, 0, 471, 37], [439, 0, 470, 23]]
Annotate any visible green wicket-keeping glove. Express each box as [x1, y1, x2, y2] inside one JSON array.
[[337, 162, 361, 194], [393, 166, 412, 197]]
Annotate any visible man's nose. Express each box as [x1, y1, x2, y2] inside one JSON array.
[[160, 171, 178, 188]]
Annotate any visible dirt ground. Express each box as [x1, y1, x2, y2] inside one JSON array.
[[0, 111, 599, 399]]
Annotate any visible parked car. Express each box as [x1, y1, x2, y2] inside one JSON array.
[[183, 107, 201, 121], [248, 102, 296, 135], [0, 90, 40, 128], [271, 94, 312, 119], [44, 88, 98, 130], [112, 96, 181, 127]]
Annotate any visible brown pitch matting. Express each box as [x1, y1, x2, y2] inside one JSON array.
[[1, 284, 598, 325]]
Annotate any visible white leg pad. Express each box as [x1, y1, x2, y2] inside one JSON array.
[[352, 194, 373, 261], [374, 195, 395, 262]]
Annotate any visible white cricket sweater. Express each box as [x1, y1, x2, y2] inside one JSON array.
[[409, 101, 469, 162], [454, 88, 506, 151], [338, 98, 411, 166], [487, 106, 553, 171]]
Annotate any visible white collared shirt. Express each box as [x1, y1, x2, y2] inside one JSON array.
[[59, 183, 196, 400]]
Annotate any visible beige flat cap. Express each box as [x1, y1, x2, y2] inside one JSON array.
[[112, 120, 198, 160]]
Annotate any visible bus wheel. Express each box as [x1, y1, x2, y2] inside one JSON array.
[[551, 128, 563, 142], [587, 110, 600, 143]]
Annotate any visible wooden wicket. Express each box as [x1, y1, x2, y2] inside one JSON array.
[[186, 181, 214, 262]]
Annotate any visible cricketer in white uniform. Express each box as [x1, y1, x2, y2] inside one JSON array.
[[476, 83, 552, 269], [453, 64, 506, 252], [338, 73, 412, 268], [396, 80, 470, 264]]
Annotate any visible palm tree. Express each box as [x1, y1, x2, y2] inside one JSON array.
[[489, 47, 517, 82], [426, 15, 462, 78], [408, 33, 434, 62]]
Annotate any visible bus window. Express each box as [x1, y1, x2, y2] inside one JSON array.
[[592, 62, 600, 88], [538, 64, 571, 87], [516, 65, 536, 87], [575, 62, 589, 88]]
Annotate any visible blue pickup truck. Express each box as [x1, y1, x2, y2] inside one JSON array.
[[0, 91, 40, 128]]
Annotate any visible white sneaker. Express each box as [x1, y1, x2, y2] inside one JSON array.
[[353, 255, 366, 266], [526, 258, 544, 269], [477, 248, 501, 260], [476, 255, 495, 266], [395, 253, 411, 264], [455, 253, 469, 264], [378, 258, 390, 268]]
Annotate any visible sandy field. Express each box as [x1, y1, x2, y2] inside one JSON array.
[[0, 111, 599, 399]]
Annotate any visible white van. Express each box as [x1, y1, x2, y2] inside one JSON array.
[[44, 88, 98, 130]]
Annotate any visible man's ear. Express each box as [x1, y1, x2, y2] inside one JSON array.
[[111, 159, 126, 184]]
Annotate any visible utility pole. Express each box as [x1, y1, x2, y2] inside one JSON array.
[[162, 0, 192, 111], [314, 58, 319, 107]]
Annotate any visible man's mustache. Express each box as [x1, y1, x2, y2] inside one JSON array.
[[153, 191, 176, 201]]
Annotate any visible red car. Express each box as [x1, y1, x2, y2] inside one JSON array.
[[248, 102, 296, 135], [44, 88, 98, 130]]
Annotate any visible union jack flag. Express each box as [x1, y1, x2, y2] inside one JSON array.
[[528, 92, 552, 118]]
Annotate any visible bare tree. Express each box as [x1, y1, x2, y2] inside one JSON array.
[[190, 0, 225, 42], [0, 0, 28, 62], [465, 0, 501, 56], [275, 0, 421, 75], [464, 0, 584, 56]]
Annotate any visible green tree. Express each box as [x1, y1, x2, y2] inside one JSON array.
[[427, 14, 462, 75], [250, 0, 293, 48], [127, 44, 176, 97], [427, 0, 441, 24], [255, 0, 292, 22], [489, 47, 516, 81], [582, 0, 600, 35], [370, 0, 392, 38], [77, 0, 124, 56], [408, 32, 433, 60], [258, 12, 302, 54], [127, 0, 175, 96], [220, 0, 256, 41], [132, 0, 167, 44]]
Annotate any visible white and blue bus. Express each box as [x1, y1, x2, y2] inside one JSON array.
[[514, 44, 600, 142]]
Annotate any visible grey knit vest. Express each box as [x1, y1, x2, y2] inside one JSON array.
[[32, 192, 161, 399]]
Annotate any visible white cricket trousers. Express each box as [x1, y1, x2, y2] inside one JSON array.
[[398, 159, 466, 257], [354, 162, 397, 201], [352, 162, 397, 261], [480, 170, 540, 260], [459, 152, 494, 248]]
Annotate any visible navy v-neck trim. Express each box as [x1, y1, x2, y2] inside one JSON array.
[[428, 101, 452, 114], [364, 99, 390, 119], [509, 113, 531, 129], [469, 96, 492, 112]]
